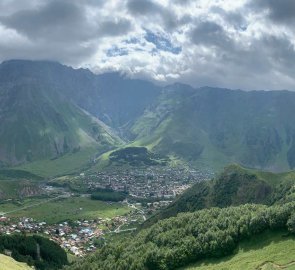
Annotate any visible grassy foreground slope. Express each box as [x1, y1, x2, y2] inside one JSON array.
[[184, 230, 295, 270], [0, 254, 32, 270]]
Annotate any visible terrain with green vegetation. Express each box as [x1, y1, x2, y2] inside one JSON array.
[[109, 147, 169, 166], [184, 230, 295, 270], [131, 85, 295, 171], [67, 202, 295, 270], [15, 147, 101, 178], [0, 77, 120, 167], [144, 164, 295, 226], [3, 60, 295, 173], [0, 234, 68, 269], [91, 188, 128, 202], [0, 169, 42, 200], [0, 196, 130, 224], [0, 254, 32, 270]]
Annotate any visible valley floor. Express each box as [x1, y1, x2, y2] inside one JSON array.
[[183, 230, 295, 270]]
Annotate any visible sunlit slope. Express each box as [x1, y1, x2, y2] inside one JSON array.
[[0, 254, 32, 270], [0, 81, 120, 167], [183, 230, 295, 270]]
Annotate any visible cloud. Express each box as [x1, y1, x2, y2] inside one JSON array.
[[190, 21, 234, 50], [251, 0, 295, 24], [0, 0, 295, 90]]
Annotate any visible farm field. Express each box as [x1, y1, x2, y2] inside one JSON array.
[[0, 196, 130, 224], [184, 230, 295, 270]]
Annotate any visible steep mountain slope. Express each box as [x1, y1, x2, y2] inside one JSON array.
[[131, 84, 295, 171], [144, 164, 295, 226], [4, 60, 295, 172], [0, 80, 120, 166], [0, 60, 160, 138]]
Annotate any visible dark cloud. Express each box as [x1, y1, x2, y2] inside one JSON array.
[[210, 6, 247, 30], [99, 19, 132, 37], [0, 1, 93, 41], [0, 0, 131, 41], [0, 0, 295, 90], [126, 0, 182, 31], [190, 21, 234, 50], [127, 0, 160, 15], [251, 0, 295, 24]]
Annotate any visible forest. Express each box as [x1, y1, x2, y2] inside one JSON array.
[[0, 234, 68, 270], [68, 202, 295, 270]]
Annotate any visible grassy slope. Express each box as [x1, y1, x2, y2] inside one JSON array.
[[0, 169, 42, 200], [130, 87, 295, 172], [15, 147, 99, 178], [183, 230, 295, 270], [0, 197, 130, 224], [0, 254, 32, 270]]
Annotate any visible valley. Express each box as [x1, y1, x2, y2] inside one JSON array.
[[0, 60, 295, 270]]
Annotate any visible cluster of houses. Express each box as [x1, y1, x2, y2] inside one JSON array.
[[80, 167, 213, 199], [0, 215, 129, 257]]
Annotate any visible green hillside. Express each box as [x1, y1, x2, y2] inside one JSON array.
[[145, 164, 295, 226], [3, 61, 295, 172], [131, 85, 295, 171], [0, 254, 32, 270], [0, 80, 121, 167], [184, 230, 295, 270], [67, 202, 295, 270]]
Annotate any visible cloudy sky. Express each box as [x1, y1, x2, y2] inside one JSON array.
[[0, 0, 295, 90]]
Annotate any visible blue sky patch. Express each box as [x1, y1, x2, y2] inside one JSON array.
[[106, 46, 129, 57], [144, 30, 182, 54]]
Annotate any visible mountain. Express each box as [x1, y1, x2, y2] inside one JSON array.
[[144, 164, 295, 226], [131, 84, 295, 171], [4, 60, 295, 172], [0, 61, 122, 166], [0, 60, 160, 138]]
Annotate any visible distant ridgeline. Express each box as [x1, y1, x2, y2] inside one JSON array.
[[0, 235, 68, 270], [2, 60, 295, 172]]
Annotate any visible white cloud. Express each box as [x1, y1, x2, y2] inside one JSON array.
[[0, 0, 295, 90]]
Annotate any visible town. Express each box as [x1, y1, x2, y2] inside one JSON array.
[[0, 166, 214, 257], [65, 166, 214, 199]]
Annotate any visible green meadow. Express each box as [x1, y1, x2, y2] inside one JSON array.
[[0, 196, 130, 224]]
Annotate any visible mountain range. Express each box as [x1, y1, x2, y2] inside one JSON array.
[[2, 60, 295, 172]]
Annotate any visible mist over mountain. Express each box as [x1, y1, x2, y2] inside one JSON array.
[[1, 60, 295, 171]]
